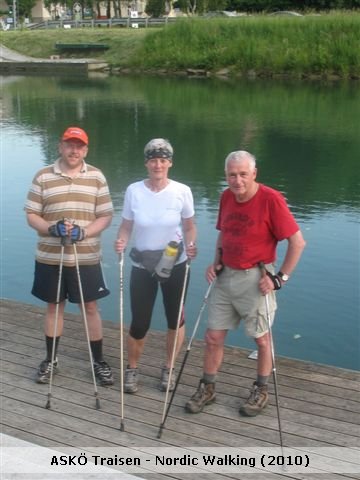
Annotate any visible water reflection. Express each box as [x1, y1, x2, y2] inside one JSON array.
[[1, 74, 359, 370]]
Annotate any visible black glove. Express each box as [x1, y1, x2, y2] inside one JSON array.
[[70, 224, 86, 243], [266, 271, 282, 290], [48, 220, 67, 238]]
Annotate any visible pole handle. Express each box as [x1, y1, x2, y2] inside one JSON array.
[[258, 261, 267, 277]]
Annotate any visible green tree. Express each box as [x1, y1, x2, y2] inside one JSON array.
[[207, 0, 227, 10], [177, 0, 226, 13], [226, 0, 360, 10], [145, 0, 166, 16], [6, 0, 36, 18], [176, 0, 197, 13]]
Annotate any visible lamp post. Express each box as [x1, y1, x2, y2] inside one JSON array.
[[12, 0, 17, 29]]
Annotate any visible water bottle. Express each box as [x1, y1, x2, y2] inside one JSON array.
[[154, 241, 179, 281]]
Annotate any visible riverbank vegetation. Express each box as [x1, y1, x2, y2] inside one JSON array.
[[1, 12, 359, 78], [177, 0, 360, 16], [133, 13, 360, 78]]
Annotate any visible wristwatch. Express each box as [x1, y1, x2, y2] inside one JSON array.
[[277, 271, 290, 283]]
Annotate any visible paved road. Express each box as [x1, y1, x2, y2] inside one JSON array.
[[0, 44, 39, 61], [0, 44, 97, 64]]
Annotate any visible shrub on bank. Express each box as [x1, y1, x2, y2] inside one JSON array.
[[130, 14, 360, 78]]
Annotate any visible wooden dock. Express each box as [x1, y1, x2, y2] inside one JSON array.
[[1, 298, 359, 479]]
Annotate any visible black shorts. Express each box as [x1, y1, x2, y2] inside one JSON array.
[[129, 261, 189, 340], [31, 261, 110, 304]]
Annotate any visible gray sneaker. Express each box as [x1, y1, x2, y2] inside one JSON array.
[[124, 367, 138, 393], [239, 382, 269, 417], [185, 380, 216, 413], [36, 358, 58, 384], [159, 366, 176, 392]]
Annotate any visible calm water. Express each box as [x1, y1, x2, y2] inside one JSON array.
[[1, 74, 359, 370]]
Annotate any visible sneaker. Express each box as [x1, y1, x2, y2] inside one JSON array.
[[239, 382, 269, 417], [93, 360, 114, 387], [185, 380, 216, 414], [124, 367, 138, 393], [159, 366, 176, 392], [36, 358, 58, 384]]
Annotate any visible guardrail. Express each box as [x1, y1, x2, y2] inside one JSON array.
[[27, 16, 178, 30]]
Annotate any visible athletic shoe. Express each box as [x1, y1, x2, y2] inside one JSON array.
[[124, 367, 138, 393], [184, 380, 216, 413], [36, 358, 58, 384], [93, 360, 114, 387], [239, 382, 268, 417], [159, 366, 176, 392]]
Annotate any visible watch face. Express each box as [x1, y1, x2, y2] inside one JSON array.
[[280, 272, 289, 282]]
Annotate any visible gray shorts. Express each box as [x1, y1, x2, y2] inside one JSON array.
[[207, 265, 277, 338]]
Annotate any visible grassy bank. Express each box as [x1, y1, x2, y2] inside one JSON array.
[[1, 12, 359, 78]]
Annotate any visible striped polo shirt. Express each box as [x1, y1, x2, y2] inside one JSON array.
[[25, 159, 113, 267]]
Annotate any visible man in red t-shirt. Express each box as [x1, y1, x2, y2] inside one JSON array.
[[185, 150, 305, 416]]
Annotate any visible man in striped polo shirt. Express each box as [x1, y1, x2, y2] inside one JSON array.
[[25, 126, 114, 387]]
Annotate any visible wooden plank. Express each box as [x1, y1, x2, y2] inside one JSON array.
[[2, 344, 359, 440], [3, 319, 359, 400], [3, 397, 356, 480], [2, 333, 359, 425], [2, 355, 359, 449], [2, 298, 360, 383], [1, 299, 359, 480], [2, 401, 357, 480], [1, 318, 358, 432]]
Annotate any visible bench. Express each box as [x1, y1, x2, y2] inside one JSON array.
[[55, 42, 110, 52]]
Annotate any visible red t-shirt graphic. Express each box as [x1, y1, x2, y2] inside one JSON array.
[[216, 184, 299, 269]]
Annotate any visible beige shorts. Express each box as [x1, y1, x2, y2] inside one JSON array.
[[207, 265, 277, 338]]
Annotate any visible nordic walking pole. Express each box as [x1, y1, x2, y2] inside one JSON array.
[[157, 259, 191, 439], [157, 278, 214, 438], [73, 241, 101, 410], [259, 262, 285, 455], [157, 279, 216, 438], [119, 252, 125, 431], [45, 238, 65, 410]]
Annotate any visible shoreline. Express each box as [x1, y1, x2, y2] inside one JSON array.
[[2, 13, 359, 81]]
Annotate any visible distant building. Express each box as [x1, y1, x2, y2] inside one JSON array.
[[0, 0, 154, 23]]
